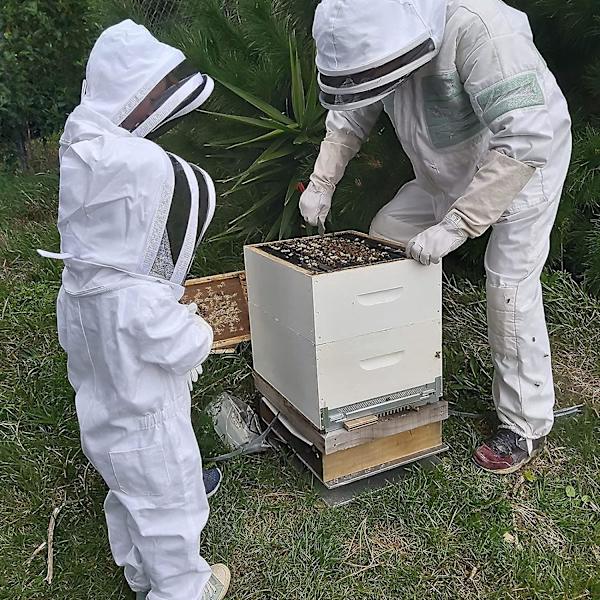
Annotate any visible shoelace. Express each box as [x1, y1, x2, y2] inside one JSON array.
[[203, 575, 221, 599]]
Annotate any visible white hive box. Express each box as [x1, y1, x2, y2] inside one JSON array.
[[244, 232, 442, 432]]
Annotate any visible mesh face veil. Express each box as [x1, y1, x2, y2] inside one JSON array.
[[79, 21, 215, 137], [318, 37, 436, 110], [149, 153, 216, 284], [313, 0, 446, 110], [122, 61, 215, 139]]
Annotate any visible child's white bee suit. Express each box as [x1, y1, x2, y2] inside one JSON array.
[[40, 20, 218, 600]]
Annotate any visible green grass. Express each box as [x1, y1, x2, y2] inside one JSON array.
[[0, 169, 599, 600]]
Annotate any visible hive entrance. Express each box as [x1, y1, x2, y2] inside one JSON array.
[[261, 232, 406, 273]]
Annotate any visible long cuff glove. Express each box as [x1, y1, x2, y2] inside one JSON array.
[[407, 150, 536, 266], [406, 211, 468, 266], [449, 150, 535, 237], [185, 302, 213, 391], [299, 130, 362, 226]]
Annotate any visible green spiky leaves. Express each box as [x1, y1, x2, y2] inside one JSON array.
[[205, 32, 325, 240]]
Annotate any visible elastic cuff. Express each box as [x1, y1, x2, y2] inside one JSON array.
[[324, 129, 363, 153], [443, 210, 468, 236], [125, 573, 150, 594], [308, 175, 335, 194]]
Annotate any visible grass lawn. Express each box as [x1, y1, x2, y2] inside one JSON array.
[[1, 169, 599, 600]]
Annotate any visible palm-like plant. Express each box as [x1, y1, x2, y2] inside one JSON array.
[[102, 0, 411, 243], [204, 34, 325, 239], [102, 0, 600, 295]]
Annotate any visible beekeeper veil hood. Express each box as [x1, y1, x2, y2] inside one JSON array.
[[81, 19, 214, 138], [40, 141, 216, 295], [313, 0, 447, 111]]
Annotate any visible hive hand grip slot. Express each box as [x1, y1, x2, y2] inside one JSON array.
[[359, 350, 405, 371], [357, 286, 404, 307]]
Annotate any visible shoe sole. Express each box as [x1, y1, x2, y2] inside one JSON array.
[[218, 571, 231, 600], [210, 564, 231, 600], [473, 446, 543, 475]]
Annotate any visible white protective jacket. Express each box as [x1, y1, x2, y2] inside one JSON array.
[[311, 0, 572, 439], [322, 0, 571, 238], [42, 21, 216, 599]]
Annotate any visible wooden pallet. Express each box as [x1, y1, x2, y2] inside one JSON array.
[[183, 271, 250, 352], [255, 372, 448, 488]]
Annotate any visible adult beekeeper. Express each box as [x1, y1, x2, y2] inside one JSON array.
[[38, 20, 230, 600], [300, 0, 572, 474]]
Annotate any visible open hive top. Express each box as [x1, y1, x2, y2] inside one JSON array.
[[259, 232, 406, 273]]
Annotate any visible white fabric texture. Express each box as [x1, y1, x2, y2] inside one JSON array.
[[313, 0, 447, 76], [81, 20, 213, 137], [313, 0, 445, 110], [186, 303, 211, 390], [48, 20, 216, 600], [82, 20, 185, 126], [316, 0, 572, 438], [58, 285, 213, 598], [299, 181, 333, 227], [311, 130, 362, 189], [449, 150, 535, 237]]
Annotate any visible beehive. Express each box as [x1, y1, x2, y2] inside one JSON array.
[[244, 231, 443, 433]]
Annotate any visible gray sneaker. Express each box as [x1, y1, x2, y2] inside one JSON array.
[[202, 563, 231, 600], [473, 428, 545, 474]]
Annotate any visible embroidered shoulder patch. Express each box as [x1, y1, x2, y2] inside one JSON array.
[[476, 72, 545, 125]]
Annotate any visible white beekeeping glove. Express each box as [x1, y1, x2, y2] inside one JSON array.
[[185, 302, 212, 390], [406, 211, 467, 266], [299, 130, 362, 226], [299, 181, 334, 229], [407, 150, 536, 265], [185, 364, 203, 392]]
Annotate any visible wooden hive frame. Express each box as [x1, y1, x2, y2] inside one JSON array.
[[183, 271, 251, 352]]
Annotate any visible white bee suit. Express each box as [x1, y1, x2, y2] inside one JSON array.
[[40, 21, 218, 600], [308, 0, 572, 439]]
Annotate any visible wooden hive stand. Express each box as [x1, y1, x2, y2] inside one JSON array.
[[255, 373, 448, 489]]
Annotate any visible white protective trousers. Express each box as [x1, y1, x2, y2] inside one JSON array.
[[369, 155, 569, 439], [323, 0, 572, 439], [57, 282, 213, 600]]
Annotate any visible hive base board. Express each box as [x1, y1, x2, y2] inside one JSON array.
[[259, 397, 448, 489], [289, 452, 444, 507], [253, 371, 448, 453]]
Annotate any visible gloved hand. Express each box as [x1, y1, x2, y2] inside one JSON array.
[[186, 364, 203, 392], [299, 181, 334, 227], [299, 130, 362, 226], [406, 211, 468, 265], [186, 302, 209, 328], [186, 301, 200, 315], [184, 302, 213, 390]]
